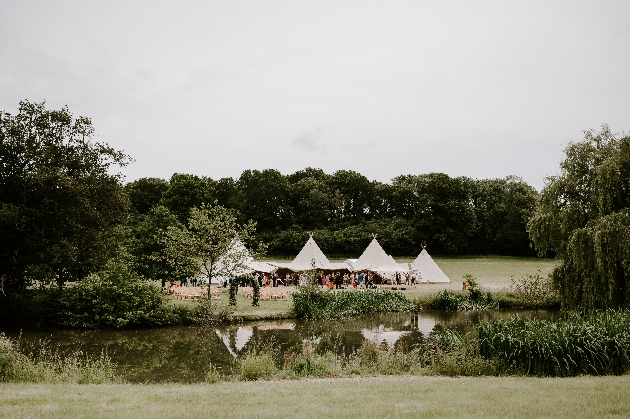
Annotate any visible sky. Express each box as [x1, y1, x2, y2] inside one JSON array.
[[1, 1, 629, 190]]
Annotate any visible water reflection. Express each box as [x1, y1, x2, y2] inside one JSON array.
[[5, 309, 558, 383], [362, 327, 407, 346]]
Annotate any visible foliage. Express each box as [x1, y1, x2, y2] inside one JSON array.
[[228, 278, 239, 306], [162, 203, 259, 298], [426, 331, 504, 377], [510, 272, 560, 309], [164, 166, 538, 258], [0, 100, 131, 295], [0, 333, 119, 383], [428, 275, 498, 310], [159, 173, 214, 223], [287, 345, 342, 378], [251, 275, 260, 307], [528, 125, 630, 310], [240, 353, 278, 380], [292, 289, 416, 319], [235, 169, 292, 230], [58, 257, 172, 328], [126, 205, 193, 285], [189, 297, 234, 326], [477, 310, 630, 376], [124, 177, 169, 215]]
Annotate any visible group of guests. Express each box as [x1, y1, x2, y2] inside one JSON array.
[[167, 269, 420, 292], [317, 272, 371, 289]]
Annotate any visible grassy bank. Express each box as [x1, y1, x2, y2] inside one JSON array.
[[2, 375, 629, 418]]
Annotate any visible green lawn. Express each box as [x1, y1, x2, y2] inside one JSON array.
[[393, 256, 558, 301], [2, 375, 628, 418]]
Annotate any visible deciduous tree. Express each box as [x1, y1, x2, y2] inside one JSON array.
[[163, 204, 260, 297], [0, 100, 130, 295]]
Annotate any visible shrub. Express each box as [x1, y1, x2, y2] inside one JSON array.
[[292, 288, 416, 319], [510, 272, 560, 309], [204, 364, 221, 384], [58, 258, 172, 328], [190, 298, 234, 326], [0, 333, 31, 382], [428, 275, 498, 311], [240, 353, 278, 380], [429, 290, 464, 311], [290, 350, 341, 378], [251, 275, 260, 307]]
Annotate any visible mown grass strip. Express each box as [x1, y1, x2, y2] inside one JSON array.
[[2, 376, 629, 419]]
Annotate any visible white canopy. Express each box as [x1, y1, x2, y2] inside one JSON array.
[[352, 238, 408, 273], [215, 239, 277, 276], [412, 248, 450, 283], [284, 235, 336, 271]]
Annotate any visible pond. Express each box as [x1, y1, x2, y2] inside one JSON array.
[[5, 309, 559, 383]]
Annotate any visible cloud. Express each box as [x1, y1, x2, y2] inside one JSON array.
[[291, 126, 329, 152]]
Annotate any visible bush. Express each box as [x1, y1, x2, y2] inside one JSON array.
[[58, 258, 172, 328], [477, 310, 630, 376], [510, 272, 560, 309], [240, 353, 278, 380], [427, 275, 498, 311], [290, 351, 341, 378], [0, 333, 31, 382], [292, 288, 416, 319]]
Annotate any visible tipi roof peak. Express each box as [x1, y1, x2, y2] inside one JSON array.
[[287, 235, 335, 271]]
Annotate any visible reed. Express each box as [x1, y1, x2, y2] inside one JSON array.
[[0, 333, 119, 383], [477, 310, 630, 376]]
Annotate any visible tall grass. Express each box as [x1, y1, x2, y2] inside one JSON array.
[[0, 333, 119, 383], [477, 310, 630, 376], [292, 288, 416, 319]]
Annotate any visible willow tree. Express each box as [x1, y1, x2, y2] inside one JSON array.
[[528, 125, 630, 310]]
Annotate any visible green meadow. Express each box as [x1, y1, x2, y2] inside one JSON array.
[[2, 375, 628, 419]]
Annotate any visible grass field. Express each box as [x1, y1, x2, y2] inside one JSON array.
[[2, 375, 628, 418], [395, 256, 558, 301]]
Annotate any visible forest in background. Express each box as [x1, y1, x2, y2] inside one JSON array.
[[126, 169, 538, 258]]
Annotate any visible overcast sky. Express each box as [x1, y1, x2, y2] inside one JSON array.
[[1, 1, 629, 190]]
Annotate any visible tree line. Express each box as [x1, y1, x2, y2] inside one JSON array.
[[126, 170, 538, 259], [2, 101, 629, 311]]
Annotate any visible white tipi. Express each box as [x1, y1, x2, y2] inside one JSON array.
[[412, 247, 450, 283], [286, 235, 336, 271], [352, 238, 407, 273], [209, 239, 276, 280]]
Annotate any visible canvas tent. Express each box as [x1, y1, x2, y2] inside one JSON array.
[[219, 239, 277, 275], [280, 235, 337, 271], [412, 248, 450, 283], [352, 238, 408, 273], [199, 239, 276, 283]]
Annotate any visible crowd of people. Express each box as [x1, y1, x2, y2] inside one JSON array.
[[167, 269, 419, 293]]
